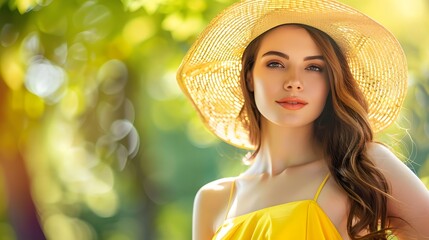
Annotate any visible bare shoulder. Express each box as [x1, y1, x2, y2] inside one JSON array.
[[365, 142, 428, 200], [193, 177, 235, 240], [365, 141, 402, 166], [366, 142, 419, 178], [194, 177, 236, 213], [366, 142, 429, 239]]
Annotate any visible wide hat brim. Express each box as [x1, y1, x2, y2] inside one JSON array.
[[177, 0, 408, 150]]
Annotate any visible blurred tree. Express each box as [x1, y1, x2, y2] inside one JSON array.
[[0, 0, 154, 239], [0, 75, 45, 239]]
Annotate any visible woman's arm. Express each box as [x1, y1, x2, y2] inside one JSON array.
[[367, 142, 429, 239], [192, 178, 234, 240]]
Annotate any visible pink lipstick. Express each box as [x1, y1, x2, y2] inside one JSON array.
[[276, 97, 308, 110]]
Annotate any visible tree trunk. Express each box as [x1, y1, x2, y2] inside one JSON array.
[[0, 152, 46, 240]]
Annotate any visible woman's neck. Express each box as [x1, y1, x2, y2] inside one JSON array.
[[248, 119, 325, 176]]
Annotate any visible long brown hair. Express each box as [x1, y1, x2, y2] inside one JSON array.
[[239, 24, 392, 239]]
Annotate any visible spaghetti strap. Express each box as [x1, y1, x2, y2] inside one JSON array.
[[313, 173, 330, 201], [223, 179, 236, 220]]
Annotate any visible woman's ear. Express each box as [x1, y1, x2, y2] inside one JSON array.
[[247, 72, 254, 92]]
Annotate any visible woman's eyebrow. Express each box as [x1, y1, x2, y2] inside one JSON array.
[[261, 51, 289, 59], [261, 51, 324, 61], [304, 55, 324, 61]]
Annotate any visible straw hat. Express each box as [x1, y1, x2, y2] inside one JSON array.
[[177, 0, 408, 150]]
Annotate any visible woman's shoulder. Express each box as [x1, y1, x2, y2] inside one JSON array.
[[365, 142, 423, 180], [365, 141, 397, 161], [193, 177, 236, 236], [364, 141, 419, 190], [195, 177, 236, 203], [365, 142, 429, 238], [365, 141, 408, 170]]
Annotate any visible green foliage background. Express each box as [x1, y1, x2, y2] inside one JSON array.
[[0, 0, 427, 239]]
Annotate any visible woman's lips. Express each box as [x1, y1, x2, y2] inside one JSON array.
[[275, 97, 308, 110]]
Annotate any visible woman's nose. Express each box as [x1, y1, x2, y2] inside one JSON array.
[[284, 71, 303, 91]]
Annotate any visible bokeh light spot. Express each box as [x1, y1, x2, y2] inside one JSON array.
[[98, 59, 128, 95], [123, 17, 156, 46], [32, 175, 62, 204], [44, 214, 94, 240], [111, 119, 133, 140], [0, 50, 24, 91], [0, 23, 19, 47], [161, 13, 204, 40], [21, 32, 44, 61], [68, 42, 88, 62], [15, 0, 38, 13], [146, 71, 181, 101], [24, 59, 67, 102], [85, 191, 119, 217], [60, 88, 86, 119]]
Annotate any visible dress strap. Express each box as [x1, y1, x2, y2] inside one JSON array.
[[223, 179, 236, 220], [313, 173, 330, 201]]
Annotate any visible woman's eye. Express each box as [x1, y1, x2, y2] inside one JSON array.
[[267, 62, 284, 68], [306, 65, 323, 72]]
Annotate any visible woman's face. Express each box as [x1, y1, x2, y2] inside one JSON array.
[[251, 25, 330, 129]]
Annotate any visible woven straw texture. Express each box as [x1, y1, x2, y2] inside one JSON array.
[[177, 0, 408, 150]]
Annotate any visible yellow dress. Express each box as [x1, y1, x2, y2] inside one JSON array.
[[212, 174, 343, 239]]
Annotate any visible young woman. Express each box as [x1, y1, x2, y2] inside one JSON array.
[[177, 1, 429, 239]]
